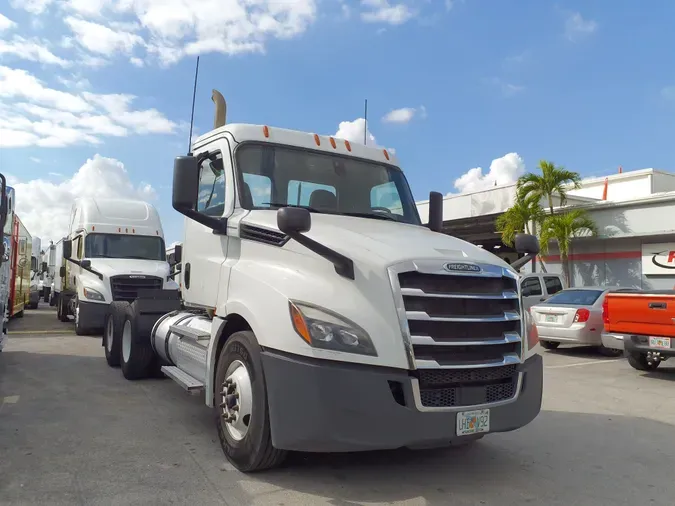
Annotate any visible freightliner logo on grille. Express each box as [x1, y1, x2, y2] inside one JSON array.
[[443, 262, 481, 273]]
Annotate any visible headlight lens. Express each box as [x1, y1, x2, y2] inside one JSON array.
[[289, 301, 377, 356], [83, 287, 105, 301]]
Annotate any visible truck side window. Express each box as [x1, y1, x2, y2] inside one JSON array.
[[521, 277, 542, 297], [197, 153, 226, 217], [544, 276, 563, 295]]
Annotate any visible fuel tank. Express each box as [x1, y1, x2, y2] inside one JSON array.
[[151, 310, 212, 383]]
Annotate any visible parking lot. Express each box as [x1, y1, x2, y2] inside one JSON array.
[[1, 305, 674, 506]]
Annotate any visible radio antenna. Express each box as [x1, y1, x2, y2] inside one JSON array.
[[187, 56, 200, 155]]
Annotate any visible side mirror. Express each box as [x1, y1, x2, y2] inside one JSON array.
[[31, 256, 38, 271], [59, 266, 66, 278], [277, 207, 311, 234], [63, 239, 72, 259], [515, 233, 540, 255], [172, 156, 199, 212], [81, 259, 91, 269], [41, 261, 48, 273], [174, 244, 182, 264], [428, 191, 443, 233]]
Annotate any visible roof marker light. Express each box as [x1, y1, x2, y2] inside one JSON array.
[[92, 226, 95, 231], [125, 228, 128, 233], [345, 140, 351, 152], [132, 228, 135, 234], [329, 137, 336, 149], [313, 134, 321, 146], [383, 149, 390, 160], [263, 125, 270, 138]]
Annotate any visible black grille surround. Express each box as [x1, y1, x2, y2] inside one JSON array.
[[389, 260, 523, 410], [110, 275, 163, 302]]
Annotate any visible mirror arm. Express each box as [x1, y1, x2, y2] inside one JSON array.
[[178, 207, 228, 235], [288, 232, 355, 280], [510, 253, 536, 271], [66, 258, 104, 280]]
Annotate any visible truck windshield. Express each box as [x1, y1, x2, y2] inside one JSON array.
[[545, 289, 604, 306], [234, 143, 422, 225], [85, 234, 166, 261]]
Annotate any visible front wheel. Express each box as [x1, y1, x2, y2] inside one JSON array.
[[120, 305, 154, 380], [627, 352, 660, 371], [540, 340, 560, 350], [215, 331, 287, 472], [104, 302, 130, 368]]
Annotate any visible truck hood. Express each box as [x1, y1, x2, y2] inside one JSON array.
[[243, 211, 514, 270], [86, 258, 169, 279]]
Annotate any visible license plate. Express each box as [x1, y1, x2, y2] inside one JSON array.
[[649, 336, 671, 349], [456, 409, 490, 436], [545, 314, 557, 323]]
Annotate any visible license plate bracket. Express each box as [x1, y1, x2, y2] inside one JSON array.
[[545, 314, 557, 323], [456, 409, 490, 436]]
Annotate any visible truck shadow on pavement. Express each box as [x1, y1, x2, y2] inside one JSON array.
[[1, 349, 673, 506]]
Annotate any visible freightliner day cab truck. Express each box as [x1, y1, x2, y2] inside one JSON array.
[[58, 198, 178, 335], [94, 90, 544, 472]]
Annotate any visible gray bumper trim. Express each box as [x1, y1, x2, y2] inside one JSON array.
[[262, 351, 543, 453]]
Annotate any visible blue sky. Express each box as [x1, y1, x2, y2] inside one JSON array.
[[1, 0, 675, 246]]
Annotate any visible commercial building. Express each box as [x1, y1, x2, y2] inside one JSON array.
[[416, 168, 675, 290]]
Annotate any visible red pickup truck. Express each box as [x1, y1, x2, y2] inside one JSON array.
[[602, 291, 675, 371]]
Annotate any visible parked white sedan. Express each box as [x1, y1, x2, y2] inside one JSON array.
[[530, 287, 638, 356]]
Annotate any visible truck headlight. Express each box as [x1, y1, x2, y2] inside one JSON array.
[[83, 287, 105, 302], [288, 301, 377, 356]]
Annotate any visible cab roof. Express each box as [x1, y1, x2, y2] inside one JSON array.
[[192, 123, 400, 168]]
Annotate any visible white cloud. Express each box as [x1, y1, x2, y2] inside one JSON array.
[[360, 0, 416, 25], [64, 16, 144, 56], [9, 0, 54, 15], [12, 154, 157, 242], [30, 157, 42, 163], [484, 77, 524, 97], [564, 12, 597, 41], [0, 13, 17, 31], [0, 36, 71, 67], [130, 57, 144, 67], [453, 153, 526, 194], [382, 106, 426, 124], [334, 118, 378, 147], [0, 65, 176, 147]]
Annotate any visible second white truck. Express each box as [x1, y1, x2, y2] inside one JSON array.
[[58, 197, 178, 335]]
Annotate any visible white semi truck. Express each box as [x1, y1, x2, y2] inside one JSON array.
[[99, 90, 543, 473], [58, 197, 178, 335]]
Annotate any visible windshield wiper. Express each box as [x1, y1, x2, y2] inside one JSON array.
[[261, 203, 324, 213], [342, 212, 399, 222]]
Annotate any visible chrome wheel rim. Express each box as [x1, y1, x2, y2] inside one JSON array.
[[122, 320, 132, 363], [221, 360, 253, 441]]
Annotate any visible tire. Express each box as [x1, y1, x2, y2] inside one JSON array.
[[49, 293, 56, 307], [214, 331, 287, 472], [627, 352, 660, 371], [74, 298, 89, 336], [58, 296, 69, 323], [540, 340, 560, 350], [104, 302, 129, 368], [120, 305, 154, 380], [598, 345, 623, 357], [15, 310, 24, 319]]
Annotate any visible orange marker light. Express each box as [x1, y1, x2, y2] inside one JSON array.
[[92, 226, 95, 231], [345, 140, 351, 152], [118, 228, 121, 232], [125, 228, 128, 233], [329, 137, 336, 149], [263, 125, 269, 138], [132, 228, 135, 233], [289, 303, 311, 344], [383, 149, 390, 160], [313, 134, 321, 146]]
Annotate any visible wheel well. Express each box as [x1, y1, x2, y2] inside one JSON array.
[[216, 313, 252, 364]]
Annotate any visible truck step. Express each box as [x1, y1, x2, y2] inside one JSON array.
[[169, 324, 210, 341], [161, 366, 204, 394]]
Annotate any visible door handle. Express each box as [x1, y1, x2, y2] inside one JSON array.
[[649, 302, 666, 309]]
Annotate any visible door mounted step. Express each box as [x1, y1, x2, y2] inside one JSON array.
[[161, 366, 204, 395], [169, 324, 210, 341]]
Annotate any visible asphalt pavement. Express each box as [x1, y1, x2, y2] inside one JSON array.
[[1, 304, 674, 505]]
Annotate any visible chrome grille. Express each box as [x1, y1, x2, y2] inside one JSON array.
[[388, 259, 522, 409], [110, 275, 163, 302]]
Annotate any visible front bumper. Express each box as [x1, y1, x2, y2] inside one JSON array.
[[78, 300, 108, 330], [262, 351, 543, 453], [625, 335, 675, 358]]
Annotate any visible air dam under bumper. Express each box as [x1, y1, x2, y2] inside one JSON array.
[[262, 351, 543, 453], [78, 300, 108, 330]]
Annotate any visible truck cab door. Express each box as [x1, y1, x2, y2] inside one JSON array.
[[520, 275, 544, 312], [181, 146, 233, 308]]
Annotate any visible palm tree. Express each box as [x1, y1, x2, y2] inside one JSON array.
[[517, 160, 582, 215], [540, 209, 597, 286], [496, 193, 545, 247]]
